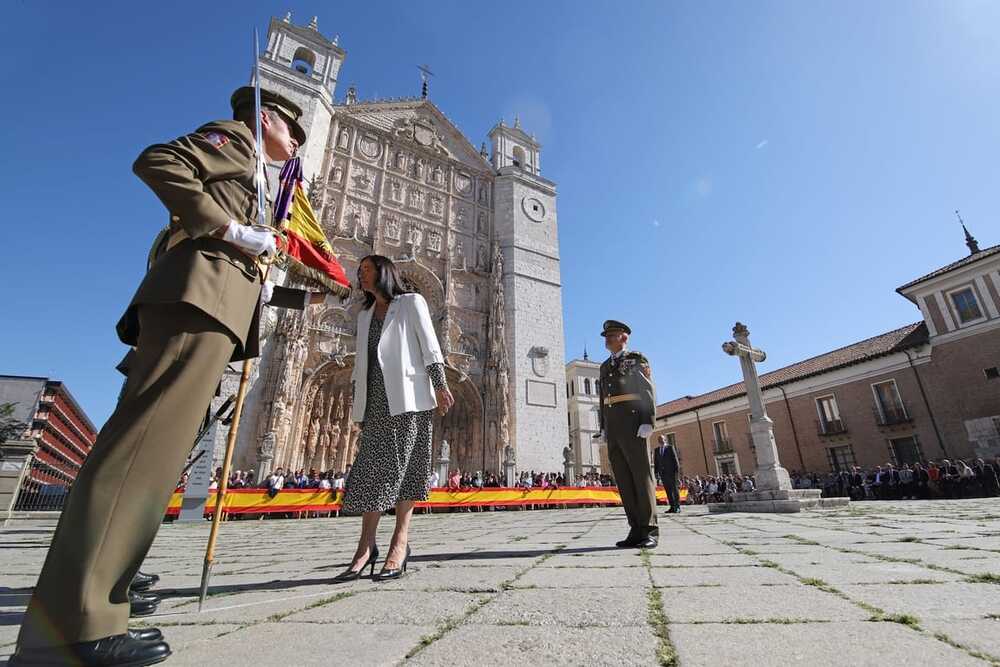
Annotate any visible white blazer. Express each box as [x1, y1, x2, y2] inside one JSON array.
[[351, 293, 445, 421]]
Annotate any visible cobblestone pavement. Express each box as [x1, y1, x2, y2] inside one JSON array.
[[2, 500, 1000, 665]]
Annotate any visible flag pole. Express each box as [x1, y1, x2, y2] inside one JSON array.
[[198, 27, 268, 611]]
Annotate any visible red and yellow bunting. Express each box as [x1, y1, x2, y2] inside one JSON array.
[[166, 486, 688, 518]]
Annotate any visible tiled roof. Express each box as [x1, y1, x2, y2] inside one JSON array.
[[896, 244, 1000, 292], [656, 322, 929, 419]]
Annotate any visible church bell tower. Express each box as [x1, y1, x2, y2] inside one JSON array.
[[489, 119, 568, 474], [258, 14, 346, 181]]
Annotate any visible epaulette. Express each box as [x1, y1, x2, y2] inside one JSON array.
[[625, 351, 649, 364]]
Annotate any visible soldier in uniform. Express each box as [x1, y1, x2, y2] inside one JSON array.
[[595, 320, 658, 548], [13, 88, 330, 667]]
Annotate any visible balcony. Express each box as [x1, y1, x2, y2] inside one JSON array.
[[713, 437, 733, 454], [874, 403, 912, 427], [817, 418, 848, 436]]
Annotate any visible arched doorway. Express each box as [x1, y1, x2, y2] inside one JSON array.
[[283, 362, 486, 478]]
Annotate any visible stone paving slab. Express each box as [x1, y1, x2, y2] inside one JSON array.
[[286, 590, 487, 626], [670, 621, 987, 666], [171, 622, 434, 666], [839, 582, 1000, 620], [650, 564, 799, 587], [659, 584, 869, 623], [407, 625, 659, 666], [514, 565, 650, 589], [920, 618, 1000, 662], [4, 501, 1000, 666], [468, 588, 648, 627]]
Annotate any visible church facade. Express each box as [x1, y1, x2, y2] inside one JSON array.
[[220, 16, 567, 479]]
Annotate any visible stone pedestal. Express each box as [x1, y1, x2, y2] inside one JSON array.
[[709, 488, 849, 513], [1, 439, 36, 526], [436, 458, 450, 488]]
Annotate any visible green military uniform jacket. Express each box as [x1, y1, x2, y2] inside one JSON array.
[[598, 350, 656, 433], [119, 120, 303, 360]]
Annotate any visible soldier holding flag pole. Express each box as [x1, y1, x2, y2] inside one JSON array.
[[11, 30, 348, 667]]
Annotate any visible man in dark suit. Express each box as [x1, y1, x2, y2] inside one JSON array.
[[654, 435, 681, 513]]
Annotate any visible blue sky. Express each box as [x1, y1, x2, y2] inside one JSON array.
[[2, 1, 998, 426]]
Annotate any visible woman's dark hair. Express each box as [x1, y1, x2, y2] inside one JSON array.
[[358, 255, 412, 308]]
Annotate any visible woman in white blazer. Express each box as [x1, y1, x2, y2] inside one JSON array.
[[335, 255, 454, 582]]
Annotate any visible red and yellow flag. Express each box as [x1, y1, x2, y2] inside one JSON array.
[[273, 157, 351, 296]]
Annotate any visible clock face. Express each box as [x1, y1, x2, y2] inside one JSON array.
[[522, 196, 546, 222]]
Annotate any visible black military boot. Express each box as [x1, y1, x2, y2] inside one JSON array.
[[9, 633, 171, 666], [130, 571, 160, 593]]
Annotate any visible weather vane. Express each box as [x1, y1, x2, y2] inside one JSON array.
[[418, 64, 434, 99]]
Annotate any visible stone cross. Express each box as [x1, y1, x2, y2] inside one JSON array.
[[722, 323, 791, 491]]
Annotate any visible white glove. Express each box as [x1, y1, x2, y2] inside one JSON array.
[[259, 280, 274, 306], [223, 222, 276, 257], [637, 424, 654, 439]]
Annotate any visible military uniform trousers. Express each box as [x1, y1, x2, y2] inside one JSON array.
[[18, 302, 238, 649], [606, 406, 658, 539]]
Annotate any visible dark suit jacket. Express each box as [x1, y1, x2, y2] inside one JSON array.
[[654, 444, 680, 481]]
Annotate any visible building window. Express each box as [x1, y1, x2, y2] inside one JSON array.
[[986, 367, 1000, 380], [584, 378, 592, 395], [712, 421, 730, 453], [825, 445, 856, 472], [888, 436, 924, 466], [291, 47, 316, 76], [872, 380, 910, 426], [949, 286, 984, 324], [816, 395, 846, 435], [566, 383, 570, 398], [512, 146, 525, 168]]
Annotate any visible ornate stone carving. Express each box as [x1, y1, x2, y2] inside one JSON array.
[[357, 133, 382, 160], [454, 171, 472, 196], [431, 164, 444, 185], [391, 116, 451, 156], [477, 211, 488, 235], [389, 179, 402, 203], [337, 127, 350, 150], [407, 223, 424, 248], [384, 215, 401, 243], [406, 187, 424, 210], [429, 196, 443, 217], [486, 244, 512, 457], [427, 230, 442, 253], [350, 165, 376, 197]]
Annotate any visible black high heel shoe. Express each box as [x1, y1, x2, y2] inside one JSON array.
[[332, 545, 379, 583], [374, 544, 411, 582]]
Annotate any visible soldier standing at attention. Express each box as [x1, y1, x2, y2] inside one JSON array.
[[595, 320, 658, 548], [12, 87, 329, 667]]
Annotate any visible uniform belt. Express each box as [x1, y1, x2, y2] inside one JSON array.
[[166, 228, 265, 274], [604, 393, 640, 407]]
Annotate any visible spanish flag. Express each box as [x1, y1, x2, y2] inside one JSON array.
[[273, 157, 351, 296]]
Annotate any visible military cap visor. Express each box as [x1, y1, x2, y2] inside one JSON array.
[[230, 86, 307, 145], [600, 320, 631, 336]]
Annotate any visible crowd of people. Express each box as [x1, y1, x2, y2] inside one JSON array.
[[801, 458, 1000, 500], [182, 457, 1000, 506], [680, 474, 757, 504]]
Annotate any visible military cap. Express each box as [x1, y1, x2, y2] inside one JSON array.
[[230, 86, 307, 145], [600, 320, 631, 336]]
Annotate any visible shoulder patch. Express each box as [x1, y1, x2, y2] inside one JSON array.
[[626, 352, 648, 363], [203, 131, 230, 149]]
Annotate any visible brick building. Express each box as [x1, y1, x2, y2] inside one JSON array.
[[653, 231, 1000, 477], [0, 375, 97, 484]]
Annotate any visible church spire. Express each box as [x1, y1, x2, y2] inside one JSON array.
[[583, 345, 589, 361], [956, 210, 980, 255]]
